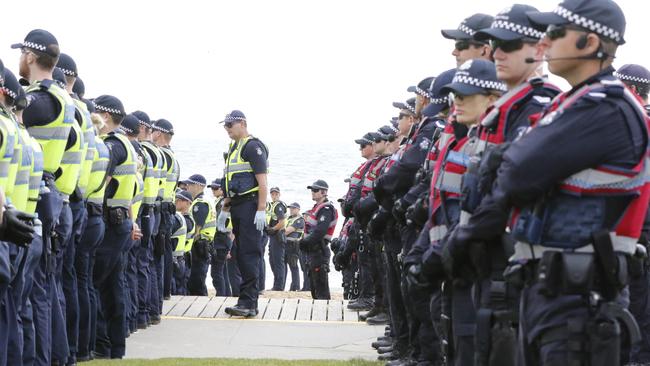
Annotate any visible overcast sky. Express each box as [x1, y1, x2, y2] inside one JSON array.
[[1, 0, 644, 143]]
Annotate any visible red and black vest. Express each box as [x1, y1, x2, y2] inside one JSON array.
[[305, 200, 339, 241]]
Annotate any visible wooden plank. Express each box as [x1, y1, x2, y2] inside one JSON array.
[[295, 299, 313, 321], [279, 298, 299, 321], [167, 296, 197, 317], [184, 296, 211, 317], [256, 298, 270, 318], [215, 296, 239, 318], [327, 299, 343, 322], [161, 295, 183, 316], [311, 300, 328, 321], [262, 298, 284, 320], [199, 296, 227, 318]]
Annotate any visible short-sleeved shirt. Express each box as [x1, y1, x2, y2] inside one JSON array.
[[239, 138, 268, 174], [192, 193, 210, 228], [22, 88, 61, 128], [103, 132, 129, 199], [269, 201, 286, 226]]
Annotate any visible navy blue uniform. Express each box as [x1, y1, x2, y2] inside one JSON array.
[[301, 203, 335, 300], [268, 201, 287, 291], [188, 194, 210, 296], [285, 216, 304, 291]]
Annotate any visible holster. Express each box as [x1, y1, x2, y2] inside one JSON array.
[[105, 207, 126, 226]]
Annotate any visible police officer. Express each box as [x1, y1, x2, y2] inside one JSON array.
[[171, 190, 193, 295], [217, 110, 268, 317], [615, 63, 650, 364], [441, 13, 495, 66], [300, 180, 338, 300], [266, 187, 287, 291], [208, 178, 233, 296], [445, 1, 645, 364], [284, 202, 304, 292], [184, 174, 216, 296], [152, 119, 180, 302], [92, 94, 137, 359], [12, 29, 74, 366]]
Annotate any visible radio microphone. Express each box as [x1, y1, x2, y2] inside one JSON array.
[[525, 52, 611, 64]]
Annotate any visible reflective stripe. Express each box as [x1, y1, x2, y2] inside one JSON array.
[[28, 175, 40, 190], [0, 162, 9, 178], [511, 233, 637, 261], [113, 164, 137, 176], [15, 171, 30, 185], [224, 163, 253, 174], [173, 251, 185, 257], [61, 150, 83, 164], [429, 225, 448, 243], [87, 196, 104, 205], [143, 197, 157, 204], [106, 198, 131, 208], [27, 126, 70, 140], [562, 167, 646, 190], [203, 221, 216, 229], [91, 161, 109, 172], [435, 171, 463, 194]]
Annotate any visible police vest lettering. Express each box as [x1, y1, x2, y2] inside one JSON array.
[[25, 80, 75, 174], [86, 137, 110, 205], [102, 133, 137, 209], [73, 98, 96, 197], [191, 195, 217, 241], [0, 108, 16, 193], [305, 201, 338, 241], [27, 137, 44, 215], [55, 119, 84, 196], [160, 146, 179, 203], [224, 136, 265, 197], [141, 141, 166, 200], [510, 78, 650, 259], [13, 125, 33, 212], [171, 212, 188, 256], [286, 215, 304, 241]]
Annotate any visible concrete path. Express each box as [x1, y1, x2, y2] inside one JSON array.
[[124, 296, 384, 360]]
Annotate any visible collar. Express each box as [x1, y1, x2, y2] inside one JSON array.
[[452, 122, 469, 140], [568, 66, 616, 96]]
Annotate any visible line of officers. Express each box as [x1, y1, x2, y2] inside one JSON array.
[[330, 0, 650, 365], [0, 29, 186, 365]]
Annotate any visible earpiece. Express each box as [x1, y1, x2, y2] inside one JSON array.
[[576, 34, 588, 50]]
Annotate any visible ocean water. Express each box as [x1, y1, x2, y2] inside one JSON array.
[[173, 134, 362, 292]]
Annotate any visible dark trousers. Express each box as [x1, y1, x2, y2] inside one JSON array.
[[284, 241, 301, 291], [52, 203, 72, 364], [384, 249, 409, 351], [188, 243, 209, 296], [64, 199, 86, 361], [356, 232, 375, 302], [137, 209, 154, 325], [171, 256, 187, 295], [268, 233, 286, 290], [211, 248, 230, 296], [125, 237, 139, 333], [227, 245, 241, 297], [21, 232, 43, 366], [259, 232, 267, 291], [231, 199, 262, 309], [307, 245, 331, 300], [630, 268, 650, 363], [94, 218, 132, 359], [75, 213, 104, 358], [450, 282, 476, 366], [7, 244, 27, 366], [159, 209, 173, 299], [299, 250, 311, 292]]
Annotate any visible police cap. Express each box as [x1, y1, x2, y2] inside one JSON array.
[[52, 68, 66, 88], [152, 119, 174, 135], [354, 132, 374, 146], [176, 190, 193, 202], [2, 68, 27, 110], [220, 110, 246, 124], [441, 59, 506, 96], [56, 53, 78, 77], [73, 77, 85, 98], [288, 202, 300, 209], [307, 180, 329, 191], [422, 68, 457, 117], [182, 174, 206, 186], [120, 114, 141, 137], [475, 4, 545, 42], [93, 95, 126, 117], [407, 77, 436, 98], [132, 110, 152, 128], [392, 98, 416, 114], [441, 13, 495, 40], [614, 64, 650, 86], [208, 178, 222, 189], [270, 187, 280, 193], [11, 29, 60, 58]]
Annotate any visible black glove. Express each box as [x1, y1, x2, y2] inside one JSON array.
[[265, 227, 277, 235], [0, 207, 35, 246], [330, 238, 342, 253], [442, 228, 477, 281], [367, 208, 389, 241], [405, 263, 431, 290], [299, 238, 309, 252], [477, 143, 510, 196], [391, 199, 407, 225]]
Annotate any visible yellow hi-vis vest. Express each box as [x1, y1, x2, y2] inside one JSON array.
[[141, 141, 165, 201], [183, 213, 196, 253], [73, 98, 96, 197], [224, 136, 263, 197], [86, 137, 109, 205], [13, 125, 33, 212], [190, 194, 217, 241], [25, 80, 75, 174], [171, 211, 187, 256], [140, 148, 157, 205], [265, 200, 285, 226], [102, 133, 137, 209], [132, 172, 145, 220], [55, 120, 84, 196], [27, 137, 43, 215], [0, 107, 16, 193], [285, 215, 304, 242], [160, 146, 179, 203]]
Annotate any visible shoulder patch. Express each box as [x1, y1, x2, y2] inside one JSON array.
[[419, 138, 431, 151], [256, 147, 262, 155], [532, 96, 551, 104], [193, 206, 199, 212]]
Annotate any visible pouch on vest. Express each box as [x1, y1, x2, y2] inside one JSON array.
[[537, 251, 562, 297], [460, 156, 482, 214], [229, 174, 257, 196], [561, 252, 595, 296]]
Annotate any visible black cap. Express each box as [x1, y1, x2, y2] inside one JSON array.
[[2, 68, 27, 110], [368, 131, 384, 142], [132, 110, 152, 128], [307, 180, 329, 190], [390, 117, 399, 129], [175, 190, 193, 202], [441, 59, 506, 96], [82, 98, 95, 113], [0, 59, 5, 86], [93, 95, 126, 116], [11, 29, 60, 58], [288, 202, 300, 209], [526, 0, 626, 45], [615, 64, 650, 85], [392, 98, 416, 114], [441, 13, 495, 40], [407, 77, 436, 98], [73, 77, 85, 98], [52, 68, 66, 88], [152, 119, 174, 135], [208, 178, 223, 189], [422, 68, 457, 117], [475, 4, 545, 41], [182, 174, 206, 186], [378, 124, 399, 139], [354, 132, 374, 145], [270, 187, 280, 193], [56, 53, 78, 77], [220, 110, 246, 124], [120, 114, 141, 136]]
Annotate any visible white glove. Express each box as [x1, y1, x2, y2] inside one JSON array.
[[217, 212, 230, 232], [254, 210, 266, 232]]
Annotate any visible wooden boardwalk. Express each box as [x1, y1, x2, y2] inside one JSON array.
[[162, 296, 361, 322]]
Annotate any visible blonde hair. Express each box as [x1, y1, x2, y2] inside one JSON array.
[[90, 113, 105, 134]]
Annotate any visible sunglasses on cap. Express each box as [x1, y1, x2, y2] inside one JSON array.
[[454, 40, 485, 51], [489, 38, 538, 53], [545, 24, 587, 41]]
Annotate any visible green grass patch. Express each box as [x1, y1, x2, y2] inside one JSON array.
[[86, 358, 383, 366]]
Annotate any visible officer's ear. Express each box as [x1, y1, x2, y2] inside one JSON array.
[[582, 33, 602, 55]]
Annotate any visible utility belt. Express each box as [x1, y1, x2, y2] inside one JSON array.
[[104, 207, 129, 226], [161, 201, 175, 215], [140, 204, 154, 217], [230, 192, 258, 205], [153, 201, 162, 214], [86, 201, 103, 217], [172, 250, 185, 258]]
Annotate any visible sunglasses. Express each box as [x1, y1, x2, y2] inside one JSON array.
[[489, 38, 537, 53], [223, 121, 241, 128], [359, 143, 369, 149], [545, 24, 586, 41], [398, 112, 414, 120], [454, 40, 485, 51], [311, 188, 321, 193]]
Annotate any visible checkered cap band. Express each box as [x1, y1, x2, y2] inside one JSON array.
[[458, 22, 476, 36], [414, 86, 429, 98], [23, 42, 47, 52], [553, 5, 622, 43], [224, 115, 246, 123], [152, 124, 172, 134], [451, 74, 507, 92], [119, 126, 134, 134], [93, 102, 122, 115], [1, 87, 17, 100], [430, 96, 449, 105], [359, 138, 372, 144], [405, 104, 415, 114], [490, 20, 545, 39], [56, 67, 76, 77], [136, 118, 151, 127], [186, 179, 205, 186], [614, 71, 650, 85]]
